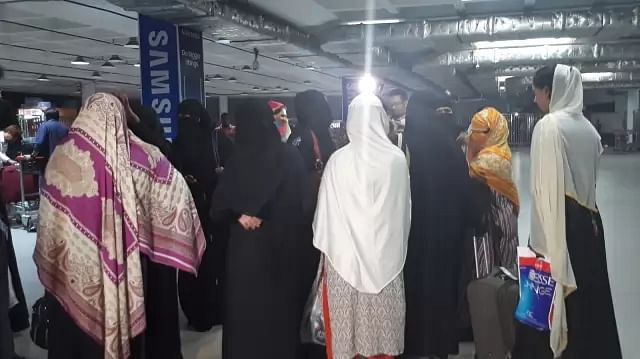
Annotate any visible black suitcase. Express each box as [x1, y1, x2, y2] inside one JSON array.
[[468, 267, 519, 359]]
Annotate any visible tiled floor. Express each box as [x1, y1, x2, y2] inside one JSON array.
[[10, 151, 640, 359]]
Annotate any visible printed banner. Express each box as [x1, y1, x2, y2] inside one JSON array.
[[139, 15, 204, 140]]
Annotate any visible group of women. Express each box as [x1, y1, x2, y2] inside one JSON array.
[[0, 62, 620, 359]]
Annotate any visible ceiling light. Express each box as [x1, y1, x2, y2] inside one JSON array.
[[101, 61, 115, 69], [124, 37, 139, 49], [283, 88, 290, 92], [212, 74, 224, 80], [133, 62, 140, 68], [344, 18, 403, 26], [445, 89, 452, 96], [242, 65, 252, 71], [109, 55, 125, 63], [252, 86, 260, 91], [91, 71, 102, 79], [275, 86, 282, 91], [581, 72, 616, 82], [305, 65, 315, 70], [240, 92, 248, 96], [496, 75, 514, 83], [37, 74, 50, 82], [304, 80, 312, 84], [473, 37, 576, 49], [358, 74, 377, 93], [71, 56, 90, 65], [215, 38, 231, 44], [228, 77, 238, 83], [205, 76, 210, 83]]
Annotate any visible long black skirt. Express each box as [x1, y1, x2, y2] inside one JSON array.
[[513, 197, 622, 359]]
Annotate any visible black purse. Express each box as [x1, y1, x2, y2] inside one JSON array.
[[29, 296, 49, 349]]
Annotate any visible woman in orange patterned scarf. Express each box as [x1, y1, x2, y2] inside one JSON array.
[[466, 107, 519, 274]]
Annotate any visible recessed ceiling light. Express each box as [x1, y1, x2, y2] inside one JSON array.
[[71, 56, 90, 65], [283, 88, 290, 92], [215, 38, 231, 44], [101, 61, 115, 69], [242, 65, 252, 71], [305, 65, 315, 70], [91, 71, 102, 79], [37, 74, 50, 82], [252, 86, 260, 91], [124, 37, 139, 49], [108, 55, 125, 63], [205, 76, 210, 83], [212, 74, 224, 80], [240, 92, 248, 96], [228, 77, 238, 83]]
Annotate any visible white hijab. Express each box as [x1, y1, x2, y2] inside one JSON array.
[[530, 64, 603, 357], [313, 93, 411, 294]]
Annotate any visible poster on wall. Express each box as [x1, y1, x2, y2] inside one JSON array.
[[139, 15, 204, 140]]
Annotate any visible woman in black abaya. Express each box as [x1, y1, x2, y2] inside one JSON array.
[[211, 100, 313, 359], [173, 100, 222, 331], [403, 92, 470, 359]]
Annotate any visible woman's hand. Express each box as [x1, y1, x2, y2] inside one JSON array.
[[238, 214, 262, 231]]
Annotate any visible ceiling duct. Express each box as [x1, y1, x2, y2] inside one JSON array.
[[322, 5, 640, 55], [497, 61, 640, 77]]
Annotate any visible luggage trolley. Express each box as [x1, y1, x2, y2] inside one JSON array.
[[14, 155, 44, 231]]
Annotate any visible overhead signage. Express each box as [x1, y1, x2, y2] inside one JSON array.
[[139, 15, 204, 140]]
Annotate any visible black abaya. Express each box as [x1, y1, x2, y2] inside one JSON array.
[[513, 197, 621, 359], [0, 225, 14, 359], [211, 100, 315, 359], [403, 93, 471, 357]]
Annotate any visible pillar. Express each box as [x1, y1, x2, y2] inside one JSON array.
[[81, 81, 96, 103], [626, 89, 639, 143], [219, 96, 229, 115]]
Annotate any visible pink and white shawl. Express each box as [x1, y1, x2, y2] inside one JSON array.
[[34, 93, 206, 359]]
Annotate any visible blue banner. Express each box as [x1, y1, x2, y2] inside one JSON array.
[[178, 26, 204, 104], [139, 15, 204, 140]]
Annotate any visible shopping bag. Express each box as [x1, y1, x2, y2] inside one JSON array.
[[300, 257, 326, 345], [514, 247, 556, 331]]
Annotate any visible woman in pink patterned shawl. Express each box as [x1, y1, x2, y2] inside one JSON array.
[[34, 93, 206, 359]]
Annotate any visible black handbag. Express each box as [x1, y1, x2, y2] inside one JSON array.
[[29, 296, 49, 349]]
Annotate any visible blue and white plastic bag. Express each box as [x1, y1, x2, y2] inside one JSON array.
[[514, 247, 557, 331]]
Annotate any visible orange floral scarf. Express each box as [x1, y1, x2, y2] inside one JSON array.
[[467, 107, 519, 210]]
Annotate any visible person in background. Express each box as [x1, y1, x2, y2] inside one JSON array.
[[218, 112, 236, 140], [290, 90, 336, 172], [387, 88, 409, 149], [465, 107, 519, 273], [313, 93, 411, 359], [173, 99, 221, 331], [0, 190, 29, 359], [0, 125, 21, 164], [34, 93, 205, 359], [268, 100, 292, 142], [32, 108, 69, 162], [402, 91, 470, 359], [513, 65, 621, 359], [210, 100, 314, 359]]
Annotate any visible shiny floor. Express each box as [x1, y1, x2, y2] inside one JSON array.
[[11, 151, 640, 359]]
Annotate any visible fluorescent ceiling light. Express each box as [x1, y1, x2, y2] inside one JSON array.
[[581, 72, 616, 82], [228, 77, 238, 83], [283, 88, 290, 92], [91, 71, 102, 79], [101, 61, 115, 69], [240, 92, 248, 96], [344, 19, 403, 26], [133, 62, 141, 68], [124, 37, 139, 49], [71, 56, 90, 65], [215, 38, 231, 44], [496, 75, 514, 83], [252, 86, 260, 91], [37, 74, 50, 82], [473, 37, 576, 49]]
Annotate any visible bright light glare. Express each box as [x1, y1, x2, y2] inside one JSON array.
[[344, 18, 403, 26], [581, 72, 615, 82], [496, 75, 514, 83], [473, 37, 576, 49], [358, 74, 377, 93]]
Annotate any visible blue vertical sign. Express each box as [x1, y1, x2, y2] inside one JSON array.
[[139, 15, 204, 140], [178, 27, 204, 104]]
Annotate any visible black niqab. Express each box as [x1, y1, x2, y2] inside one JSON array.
[[214, 100, 286, 217], [173, 99, 216, 184], [293, 90, 335, 163]]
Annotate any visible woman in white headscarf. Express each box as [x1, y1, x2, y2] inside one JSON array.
[[513, 65, 621, 359], [313, 93, 411, 359]]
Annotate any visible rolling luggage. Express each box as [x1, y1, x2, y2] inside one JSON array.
[[468, 267, 519, 359]]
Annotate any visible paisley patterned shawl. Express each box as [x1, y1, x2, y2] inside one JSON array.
[[467, 107, 520, 210], [34, 93, 206, 359]]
